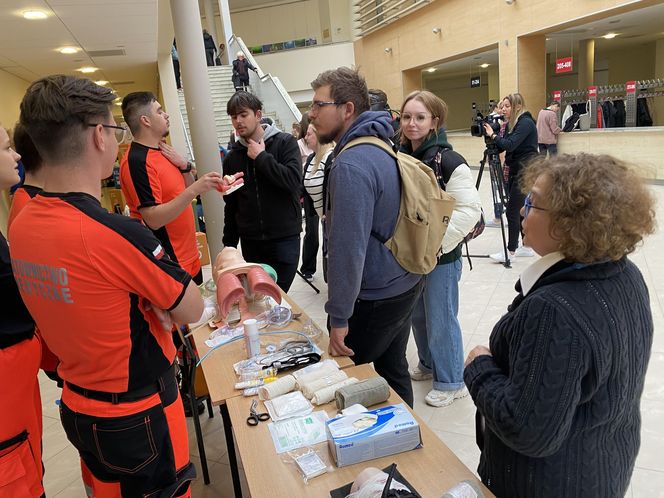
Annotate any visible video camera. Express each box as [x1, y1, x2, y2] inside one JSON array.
[[469, 103, 504, 144]]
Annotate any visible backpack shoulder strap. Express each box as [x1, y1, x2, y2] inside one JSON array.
[[426, 147, 466, 189], [338, 136, 397, 158]]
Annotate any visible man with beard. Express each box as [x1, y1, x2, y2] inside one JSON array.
[[222, 91, 302, 291], [309, 68, 422, 406], [120, 92, 223, 284]]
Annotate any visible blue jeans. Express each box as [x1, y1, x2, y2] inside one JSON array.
[[411, 258, 464, 391]]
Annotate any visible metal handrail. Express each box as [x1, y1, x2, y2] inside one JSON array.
[[228, 35, 301, 127]]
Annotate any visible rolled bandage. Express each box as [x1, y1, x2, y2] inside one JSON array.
[[300, 370, 348, 399], [292, 359, 340, 385], [258, 374, 296, 400], [335, 376, 391, 410], [311, 377, 359, 405]]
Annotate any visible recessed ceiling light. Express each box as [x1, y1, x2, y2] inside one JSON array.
[[23, 10, 48, 20], [59, 46, 80, 54], [602, 33, 618, 39], [427, 67, 437, 73], [480, 63, 490, 68], [95, 80, 109, 86], [78, 67, 98, 74]]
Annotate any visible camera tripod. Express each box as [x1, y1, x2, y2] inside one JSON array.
[[468, 143, 511, 268]]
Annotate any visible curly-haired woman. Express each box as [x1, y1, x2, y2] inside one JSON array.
[[464, 153, 656, 498]]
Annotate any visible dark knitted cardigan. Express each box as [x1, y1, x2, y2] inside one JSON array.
[[464, 257, 653, 498]]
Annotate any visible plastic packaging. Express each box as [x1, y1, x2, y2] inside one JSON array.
[[285, 447, 330, 483], [243, 318, 261, 358], [238, 367, 277, 382], [264, 391, 313, 421], [442, 480, 484, 498]]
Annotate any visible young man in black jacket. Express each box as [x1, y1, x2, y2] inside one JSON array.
[[222, 92, 302, 291]]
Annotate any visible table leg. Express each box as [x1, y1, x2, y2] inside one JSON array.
[[220, 403, 243, 498]]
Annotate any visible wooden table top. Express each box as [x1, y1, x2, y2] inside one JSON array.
[[226, 364, 494, 498], [190, 291, 353, 406]]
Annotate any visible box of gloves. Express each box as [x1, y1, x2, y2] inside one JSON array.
[[326, 403, 422, 467]]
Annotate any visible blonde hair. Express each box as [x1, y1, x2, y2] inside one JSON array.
[[521, 154, 656, 263], [504, 93, 526, 130], [398, 90, 447, 149]]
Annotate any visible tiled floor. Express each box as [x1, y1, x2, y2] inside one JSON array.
[[40, 178, 664, 497]]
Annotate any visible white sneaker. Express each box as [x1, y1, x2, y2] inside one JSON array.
[[513, 246, 536, 258], [409, 366, 433, 381], [425, 387, 468, 407], [484, 218, 502, 228], [489, 250, 513, 263]]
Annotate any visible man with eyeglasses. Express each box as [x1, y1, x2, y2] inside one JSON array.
[[120, 91, 224, 284], [222, 91, 302, 291], [10, 75, 204, 497], [309, 67, 423, 407]]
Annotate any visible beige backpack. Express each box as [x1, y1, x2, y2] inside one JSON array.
[[338, 137, 455, 274]]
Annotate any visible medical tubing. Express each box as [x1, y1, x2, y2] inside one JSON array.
[[196, 330, 313, 367]]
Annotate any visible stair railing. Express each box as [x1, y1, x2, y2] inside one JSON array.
[[228, 35, 302, 131]]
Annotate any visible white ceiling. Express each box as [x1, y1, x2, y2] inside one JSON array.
[[0, 0, 159, 98]]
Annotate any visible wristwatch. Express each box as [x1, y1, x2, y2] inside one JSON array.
[[180, 161, 193, 173]]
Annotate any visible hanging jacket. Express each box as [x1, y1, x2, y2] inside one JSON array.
[[614, 100, 626, 127], [637, 99, 653, 126]]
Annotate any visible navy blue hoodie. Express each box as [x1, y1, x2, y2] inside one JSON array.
[[325, 111, 421, 328]]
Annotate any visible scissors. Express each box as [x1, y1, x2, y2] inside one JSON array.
[[246, 399, 270, 426]]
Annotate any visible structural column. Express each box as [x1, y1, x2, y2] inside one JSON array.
[[170, 0, 226, 258], [654, 39, 664, 126], [578, 39, 595, 90], [498, 37, 517, 99], [203, 0, 219, 49], [517, 34, 546, 111], [217, 0, 234, 63]]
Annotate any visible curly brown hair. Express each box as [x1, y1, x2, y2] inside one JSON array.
[[521, 153, 656, 263]]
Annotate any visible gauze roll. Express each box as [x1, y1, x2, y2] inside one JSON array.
[[258, 374, 296, 400], [300, 370, 348, 399], [311, 377, 359, 405], [335, 376, 390, 410], [292, 359, 340, 385]]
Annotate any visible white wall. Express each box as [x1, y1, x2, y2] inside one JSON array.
[[254, 42, 355, 100], [0, 70, 29, 128]]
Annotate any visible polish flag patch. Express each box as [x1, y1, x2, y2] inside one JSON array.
[[153, 244, 165, 259]]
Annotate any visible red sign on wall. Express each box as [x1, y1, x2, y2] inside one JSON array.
[[626, 81, 636, 94], [555, 57, 573, 74], [552, 90, 561, 101], [588, 86, 597, 98]]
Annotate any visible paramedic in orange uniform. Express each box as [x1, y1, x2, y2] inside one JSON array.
[[0, 123, 44, 498], [7, 123, 60, 381], [7, 122, 45, 229], [10, 75, 205, 498], [120, 91, 223, 284]]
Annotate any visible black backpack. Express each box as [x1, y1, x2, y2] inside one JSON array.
[[563, 112, 580, 132]]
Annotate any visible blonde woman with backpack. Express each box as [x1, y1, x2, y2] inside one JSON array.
[[399, 91, 481, 407]]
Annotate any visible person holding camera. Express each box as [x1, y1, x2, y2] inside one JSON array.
[[483, 93, 538, 262], [400, 91, 481, 407]]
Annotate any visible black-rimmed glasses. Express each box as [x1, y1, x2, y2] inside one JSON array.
[[523, 192, 548, 218], [88, 123, 128, 143], [309, 100, 343, 112]]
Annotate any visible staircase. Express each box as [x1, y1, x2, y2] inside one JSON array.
[[178, 65, 289, 157], [178, 66, 236, 151]]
